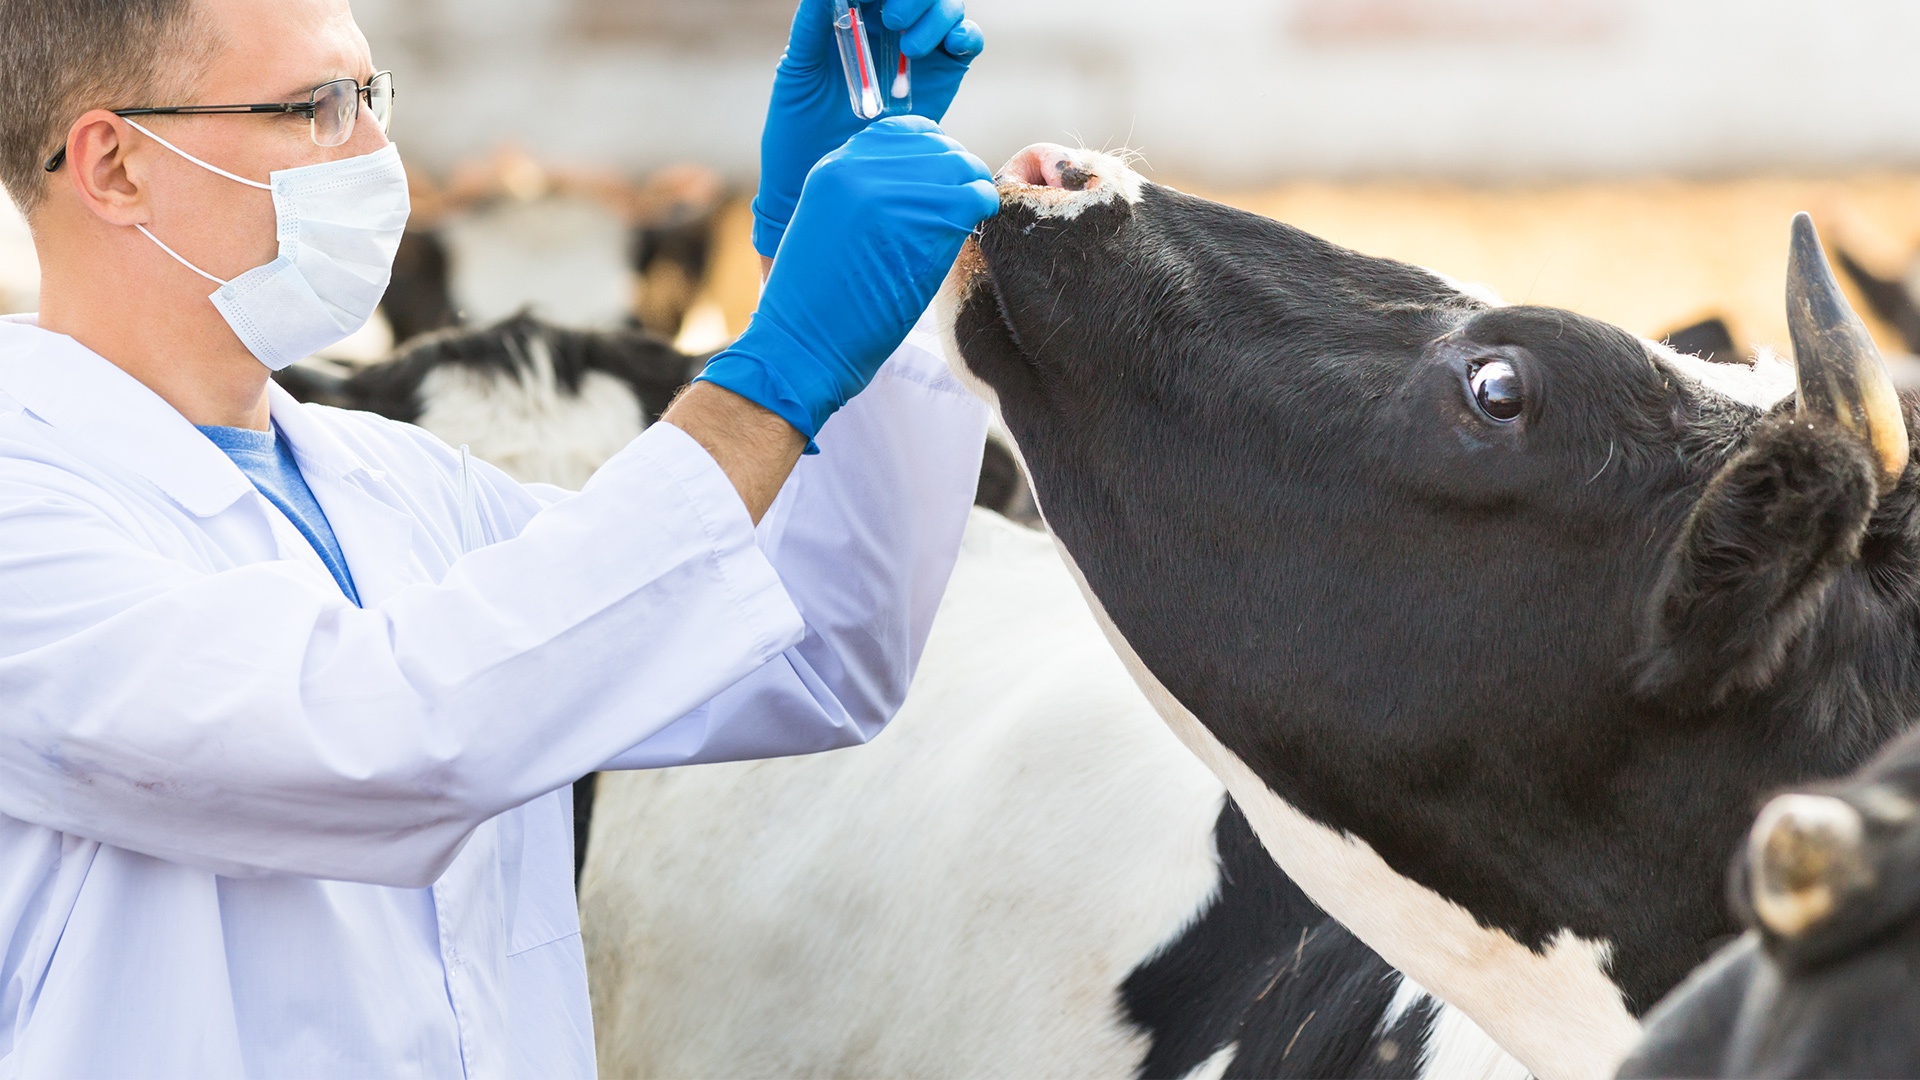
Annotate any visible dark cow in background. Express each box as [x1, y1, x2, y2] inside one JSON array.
[[1623, 722, 1920, 1078], [942, 142, 1920, 1078], [625, 165, 727, 340], [1839, 245, 1920, 358], [1662, 316, 1741, 366], [382, 230, 461, 347]]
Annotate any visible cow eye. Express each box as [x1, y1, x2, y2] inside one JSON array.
[[1469, 360, 1523, 422]]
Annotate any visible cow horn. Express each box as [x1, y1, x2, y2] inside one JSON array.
[[1788, 213, 1910, 490], [1747, 792, 1871, 938]]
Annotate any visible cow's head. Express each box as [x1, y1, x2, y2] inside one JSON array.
[[941, 145, 1920, 1077], [1623, 723, 1920, 1077]]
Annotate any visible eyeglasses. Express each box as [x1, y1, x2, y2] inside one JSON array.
[[44, 71, 394, 173]]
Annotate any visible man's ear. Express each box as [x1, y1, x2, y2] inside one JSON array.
[[1635, 413, 1878, 711], [60, 111, 148, 226]]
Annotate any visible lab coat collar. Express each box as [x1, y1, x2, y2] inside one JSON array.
[[0, 315, 253, 518], [265, 379, 381, 486]]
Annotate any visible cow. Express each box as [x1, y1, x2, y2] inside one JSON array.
[[938, 142, 1920, 1080], [1621, 721, 1920, 1078]]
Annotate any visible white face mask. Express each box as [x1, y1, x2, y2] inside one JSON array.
[[126, 118, 411, 371]]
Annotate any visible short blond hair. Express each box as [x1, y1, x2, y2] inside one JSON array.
[[0, 0, 213, 215]]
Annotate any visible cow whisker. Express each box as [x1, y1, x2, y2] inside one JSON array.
[[1587, 440, 1616, 485]]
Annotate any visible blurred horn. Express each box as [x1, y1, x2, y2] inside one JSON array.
[[1747, 792, 1869, 938], [1788, 212, 1910, 489]]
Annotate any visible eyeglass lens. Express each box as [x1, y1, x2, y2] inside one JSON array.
[[311, 73, 394, 148]]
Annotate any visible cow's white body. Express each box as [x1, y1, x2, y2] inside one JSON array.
[[580, 509, 1226, 1077]]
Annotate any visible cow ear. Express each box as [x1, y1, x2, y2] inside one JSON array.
[[1634, 415, 1878, 710], [1637, 214, 1906, 710]]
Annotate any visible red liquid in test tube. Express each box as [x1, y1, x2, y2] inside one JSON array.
[[848, 5, 883, 117]]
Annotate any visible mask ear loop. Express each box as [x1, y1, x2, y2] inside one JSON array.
[[122, 118, 272, 190], [121, 117, 274, 287], [135, 225, 230, 286]]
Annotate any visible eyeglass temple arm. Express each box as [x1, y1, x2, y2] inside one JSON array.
[[43, 75, 387, 174], [44, 104, 309, 172]]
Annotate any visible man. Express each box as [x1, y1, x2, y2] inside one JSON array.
[[0, 0, 997, 1075]]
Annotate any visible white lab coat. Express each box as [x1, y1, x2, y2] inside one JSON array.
[[0, 313, 986, 1078]]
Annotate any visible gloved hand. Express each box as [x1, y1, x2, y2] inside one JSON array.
[[698, 117, 998, 445], [753, 0, 985, 259]]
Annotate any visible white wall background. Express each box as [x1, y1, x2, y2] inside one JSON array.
[[352, 0, 1920, 186]]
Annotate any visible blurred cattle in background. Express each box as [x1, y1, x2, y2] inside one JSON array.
[[277, 314, 696, 490], [381, 231, 460, 349], [625, 164, 730, 343], [0, 196, 37, 317], [1661, 316, 1740, 365], [1839, 243, 1920, 358], [353, 148, 733, 362], [1623, 721, 1920, 1078]]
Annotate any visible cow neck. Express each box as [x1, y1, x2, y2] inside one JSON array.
[[1044, 533, 1642, 1080]]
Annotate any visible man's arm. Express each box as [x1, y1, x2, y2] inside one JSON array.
[[603, 317, 987, 770], [0, 423, 806, 889], [661, 382, 806, 525]]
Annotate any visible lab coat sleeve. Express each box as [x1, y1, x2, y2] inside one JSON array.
[[600, 320, 989, 770], [0, 423, 807, 887]]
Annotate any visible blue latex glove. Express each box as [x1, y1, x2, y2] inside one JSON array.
[[753, 0, 985, 259], [698, 117, 998, 445]]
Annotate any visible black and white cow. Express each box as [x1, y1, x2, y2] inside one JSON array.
[[940, 143, 1920, 1079], [1622, 721, 1920, 1078], [276, 313, 696, 490]]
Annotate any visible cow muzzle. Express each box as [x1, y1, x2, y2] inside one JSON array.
[[992, 143, 1146, 220], [939, 143, 1148, 317]]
